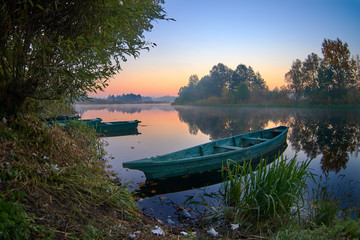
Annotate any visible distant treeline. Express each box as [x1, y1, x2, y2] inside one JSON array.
[[174, 38, 360, 106], [77, 94, 176, 104], [107, 93, 152, 103]]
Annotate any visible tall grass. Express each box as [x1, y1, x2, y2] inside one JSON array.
[[220, 155, 312, 225]]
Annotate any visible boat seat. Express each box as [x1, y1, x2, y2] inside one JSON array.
[[242, 137, 269, 142], [214, 145, 243, 150]]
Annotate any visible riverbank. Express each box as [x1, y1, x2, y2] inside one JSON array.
[[172, 101, 360, 109], [0, 115, 194, 239]]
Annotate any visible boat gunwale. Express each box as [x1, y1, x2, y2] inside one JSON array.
[[99, 120, 141, 125]]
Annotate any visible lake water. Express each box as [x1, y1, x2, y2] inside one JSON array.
[[75, 104, 360, 223]]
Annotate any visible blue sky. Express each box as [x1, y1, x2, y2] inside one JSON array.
[[93, 0, 360, 97]]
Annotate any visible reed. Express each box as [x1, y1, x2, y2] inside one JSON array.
[[220, 155, 312, 224], [309, 183, 339, 226]]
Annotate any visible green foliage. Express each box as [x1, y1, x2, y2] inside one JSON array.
[[272, 219, 360, 240], [174, 63, 270, 105], [25, 98, 77, 120], [285, 38, 360, 105], [220, 155, 312, 225], [82, 225, 104, 239], [0, 0, 168, 116], [0, 200, 33, 240]]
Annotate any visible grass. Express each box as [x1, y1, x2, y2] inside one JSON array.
[[272, 218, 360, 239], [220, 155, 312, 227], [0, 114, 137, 239]]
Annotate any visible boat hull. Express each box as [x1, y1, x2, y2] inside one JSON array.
[[47, 118, 140, 135], [95, 120, 141, 132], [123, 126, 289, 179]]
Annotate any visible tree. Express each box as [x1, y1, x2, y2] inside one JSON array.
[[285, 59, 305, 102], [230, 64, 248, 90], [209, 63, 233, 97], [253, 71, 267, 90], [285, 38, 359, 104], [321, 38, 357, 102], [188, 74, 199, 88], [0, 0, 167, 116]]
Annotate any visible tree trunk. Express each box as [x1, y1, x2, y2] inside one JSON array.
[[0, 86, 27, 117]]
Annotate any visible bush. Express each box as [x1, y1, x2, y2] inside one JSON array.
[[0, 200, 33, 240]]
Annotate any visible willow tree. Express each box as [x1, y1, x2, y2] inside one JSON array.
[[0, 0, 167, 116]]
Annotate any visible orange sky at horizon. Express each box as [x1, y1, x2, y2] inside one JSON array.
[[89, 62, 289, 98]]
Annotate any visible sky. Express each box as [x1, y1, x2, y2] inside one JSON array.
[[90, 0, 360, 98]]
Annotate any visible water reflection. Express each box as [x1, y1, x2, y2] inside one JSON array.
[[175, 106, 290, 140], [175, 106, 360, 175], [100, 128, 141, 138], [76, 103, 174, 115], [287, 110, 360, 174]]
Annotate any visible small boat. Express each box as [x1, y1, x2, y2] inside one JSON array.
[[95, 120, 141, 133], [80, 118, 103, 126], [46, 118, 140, 134], [136, 142, 288, 197], [123, 126, 289, 179]]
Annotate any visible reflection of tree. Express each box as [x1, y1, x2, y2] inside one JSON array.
[[174, 106, 290, 140], [288, 110, 360, 173], [75, 103, 174, 115]]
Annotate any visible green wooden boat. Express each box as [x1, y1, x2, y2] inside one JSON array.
[[136, 142, 288, 197], [95, 120, 141, 133], [47, 118, 140, 136], [80, 118, 103, 126], [123, 126, 289, 179]]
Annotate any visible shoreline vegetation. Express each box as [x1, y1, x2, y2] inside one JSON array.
[[172, 101, 360, 109], [76, 95, 176, 105], [77, 96, 360, 109], [0, 100, 359, 239]]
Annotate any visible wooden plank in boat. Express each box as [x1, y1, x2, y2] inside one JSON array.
[[242, 137, 269, 142], [214, 145, 244, 150]]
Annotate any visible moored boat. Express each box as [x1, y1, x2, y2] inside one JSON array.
[[95, 120, 141, 133], [80, 118, 103, 126], [46, 118, 140, 135], [136, 142, 288, 197], [123, 126, 289, 179]]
